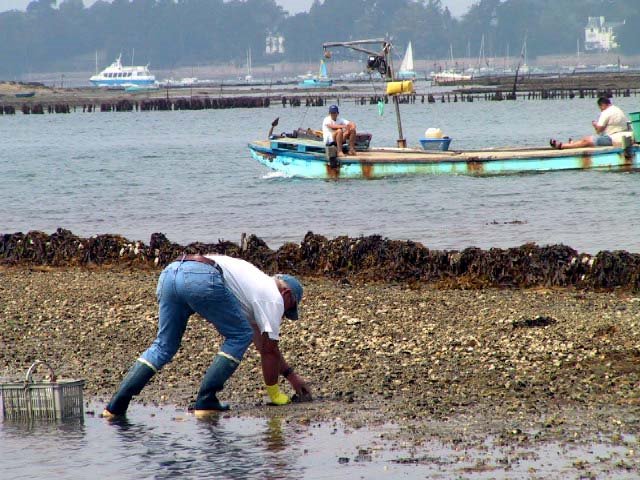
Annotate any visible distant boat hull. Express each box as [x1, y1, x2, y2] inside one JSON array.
[[432, 71, 472, 85], [298, 78, 333, 88], [397, 71, 417, 80], [125, 84, 159, 92], [249, 137, 640, 179], [91, 78, 156, 87], [15, 92, 35, 98]]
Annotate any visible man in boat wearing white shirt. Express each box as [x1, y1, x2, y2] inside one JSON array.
[[102, 254, 312, 419], [322, 104, 357, 156], [550, 97, 631, 149]]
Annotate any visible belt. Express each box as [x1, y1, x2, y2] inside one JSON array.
[[177, 254, 218, 269]]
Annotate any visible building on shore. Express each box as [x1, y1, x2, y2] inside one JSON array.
[[585, 16, 624, 52]]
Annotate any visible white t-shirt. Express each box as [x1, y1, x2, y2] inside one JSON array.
[[597, 105, 629, 136], [322, 115, 349, 144], [206, 255, 284, 340]]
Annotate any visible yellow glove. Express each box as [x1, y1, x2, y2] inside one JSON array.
[[266, 384, 291, 405]]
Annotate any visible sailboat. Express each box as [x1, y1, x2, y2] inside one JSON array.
[[397, 41, 416, 80], [298, 59, 333, 88], [431, 44, 471, 85], [518, 35, 529, 75]]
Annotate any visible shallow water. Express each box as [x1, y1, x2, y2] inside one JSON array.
[[1, 96, 640, 253], [0, 402, 637, 479]]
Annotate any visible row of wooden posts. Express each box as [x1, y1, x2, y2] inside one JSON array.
[[1, 88, 638, 115]]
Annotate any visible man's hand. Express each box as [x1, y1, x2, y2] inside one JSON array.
[[288, 372, 313, 402]]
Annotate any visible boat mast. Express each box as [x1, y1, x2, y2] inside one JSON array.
[[322, 38, 406, 148]]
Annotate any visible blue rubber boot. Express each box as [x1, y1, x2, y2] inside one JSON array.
[[194, 354, 239, 417], [103, 360, 156, 417]]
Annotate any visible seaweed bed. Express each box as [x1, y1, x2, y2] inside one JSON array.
[[2, 228, 640, 291], [2, 228, 640, 473]]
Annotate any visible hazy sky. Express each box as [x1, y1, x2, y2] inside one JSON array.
[[1, 0, 475, 17]]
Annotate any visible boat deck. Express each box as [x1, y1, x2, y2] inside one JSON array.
[[251, 139, 624, 163]]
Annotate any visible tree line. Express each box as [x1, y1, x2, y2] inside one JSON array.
[[1, 0, 638, 76]]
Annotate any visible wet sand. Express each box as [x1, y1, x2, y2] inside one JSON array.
[[1, 265, 639, 456]]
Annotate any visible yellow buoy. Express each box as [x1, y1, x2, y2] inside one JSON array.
[[386, 80, 414, 95]]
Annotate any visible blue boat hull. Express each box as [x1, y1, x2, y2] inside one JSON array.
[[249, 139, 640, 179], [298, 79, 333, 88], [90, 79, 156, 87]]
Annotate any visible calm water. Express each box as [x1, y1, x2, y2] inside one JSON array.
[[0, 403, 637, 479], [2, 98, 640, 477], [1, 96, 639, 254]]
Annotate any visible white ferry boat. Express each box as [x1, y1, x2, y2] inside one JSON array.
[[89, 54, 156, 87]]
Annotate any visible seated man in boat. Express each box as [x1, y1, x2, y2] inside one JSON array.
[[550, 97, 631, 149], [322, 105, 357, 156]]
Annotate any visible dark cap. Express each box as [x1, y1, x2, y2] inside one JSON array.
[[329, 104, 339, 114]]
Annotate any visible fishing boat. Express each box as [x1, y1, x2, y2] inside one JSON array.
[[298, 59, 333, 88], [15, 91, 35, 98], [249, 137, 639, 180], [248, 39, 639, 180], [397, 42, 416, 80], [89, 54, 156, 88]]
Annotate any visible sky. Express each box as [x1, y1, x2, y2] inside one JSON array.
[[1, 0, 476, 17]]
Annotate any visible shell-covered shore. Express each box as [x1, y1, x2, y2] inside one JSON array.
[[1, 265, 639, 450]]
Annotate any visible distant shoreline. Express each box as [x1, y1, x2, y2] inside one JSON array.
[[2, 69, 640, 111]]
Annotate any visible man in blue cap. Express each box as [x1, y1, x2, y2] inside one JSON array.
[[322, 104, 357, 156], [102, 254, 311, 419]]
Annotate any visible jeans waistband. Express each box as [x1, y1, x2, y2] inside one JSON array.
[[175, 254, 224, 275]]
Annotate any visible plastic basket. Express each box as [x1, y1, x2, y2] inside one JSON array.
[[629, 111, 640, 122], [0, 361, 85, 421], [419, 137, 452, 151]]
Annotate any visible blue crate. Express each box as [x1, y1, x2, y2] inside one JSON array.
[[419, 137, 452, 151]]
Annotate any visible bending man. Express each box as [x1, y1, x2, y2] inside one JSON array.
[[102, 253, 311, 418]]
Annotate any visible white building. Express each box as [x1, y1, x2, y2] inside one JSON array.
[[266, 34, 285, 55], [584, 16, 623, 52]]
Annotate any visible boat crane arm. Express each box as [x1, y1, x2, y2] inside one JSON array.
[[322, 39, 388, 57], [322, 38, 406, 148]]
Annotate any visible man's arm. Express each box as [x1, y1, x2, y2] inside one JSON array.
[[252, 327, 313, 402], [327, 121, 348, 131], [592, 120, 606, 134]]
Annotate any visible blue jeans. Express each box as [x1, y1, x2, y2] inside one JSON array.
[[594, 134, 613, 146], [140, 260, 254, 370]]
